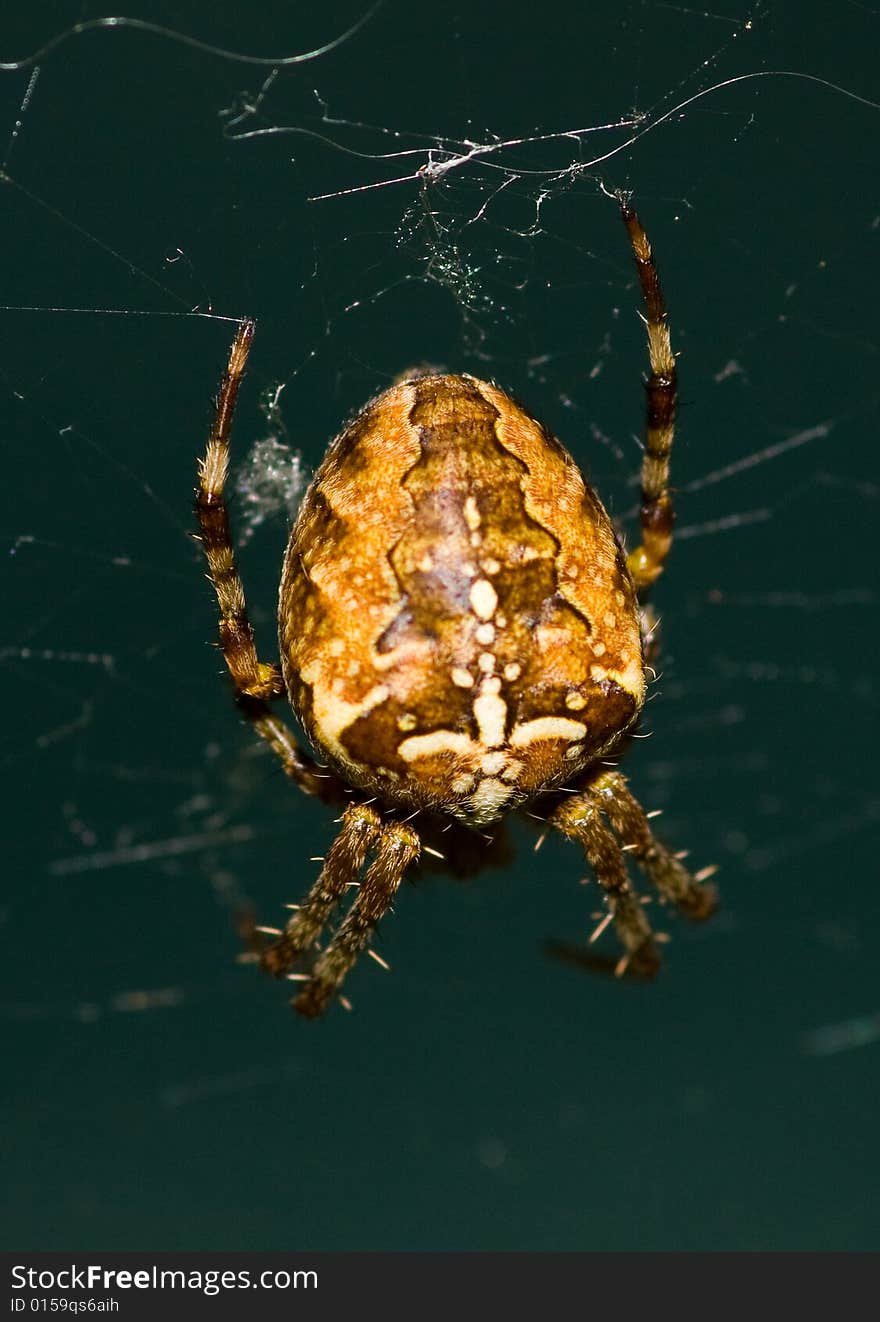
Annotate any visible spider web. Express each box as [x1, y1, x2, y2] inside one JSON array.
[[1, 0, 878, 1251]]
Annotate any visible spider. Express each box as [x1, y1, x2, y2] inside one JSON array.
[[195, 197, 718, 1018]]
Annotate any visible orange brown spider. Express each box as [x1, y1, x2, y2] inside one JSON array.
[[195, 197, 718, 1018]]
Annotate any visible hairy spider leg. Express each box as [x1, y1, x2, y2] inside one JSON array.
[[591, 770, 719, 919], [550, 767, 718, 976], [619, 200, 678, 594], [195, 319, 341, 803], [293, 819, 421, 1019], [550, 787, 661, 978], [260, 803, 381, 977]]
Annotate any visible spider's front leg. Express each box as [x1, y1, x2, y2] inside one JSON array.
[[550, 769, 718, 976], [592, 770, 719, 920], [258, 803, 381, 978], [255, 803, 420, 1018], [551, 786, 661, 978], [294, 817, 420, 1019]]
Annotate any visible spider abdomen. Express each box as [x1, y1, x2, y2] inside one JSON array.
[[279, 373, 645, 825]]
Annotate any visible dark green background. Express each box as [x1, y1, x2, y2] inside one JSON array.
[[2, 0, 877, 1250]]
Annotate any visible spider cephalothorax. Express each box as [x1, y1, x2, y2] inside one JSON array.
[[195, 200, 718, 1018]]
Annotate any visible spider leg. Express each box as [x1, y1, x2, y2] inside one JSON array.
[[618, 199, 678, 595], [258, 803, 381, 977], [293, 819, 421, 1019], [550, 788, 660, 978], [591, 769, 719, 920], [195, 320, 339, 802], [196, 321, 279, 702]]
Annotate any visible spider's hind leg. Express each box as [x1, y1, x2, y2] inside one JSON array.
[[196, 320, 281, 706], [618, 199, 678, 596], [196, 321, 340, 804]]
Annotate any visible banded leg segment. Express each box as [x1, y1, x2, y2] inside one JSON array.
[[592, 770, 718, 919], [552, 791, 660, 978], [196, 320, 282, 702], [196, 320, 334, 801], [294, 821, 421, 1019], [260, 803, 382, 977], [620, 200, 678, 593]]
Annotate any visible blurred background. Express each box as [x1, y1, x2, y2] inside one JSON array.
[[1, 0, 877, 1250]]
